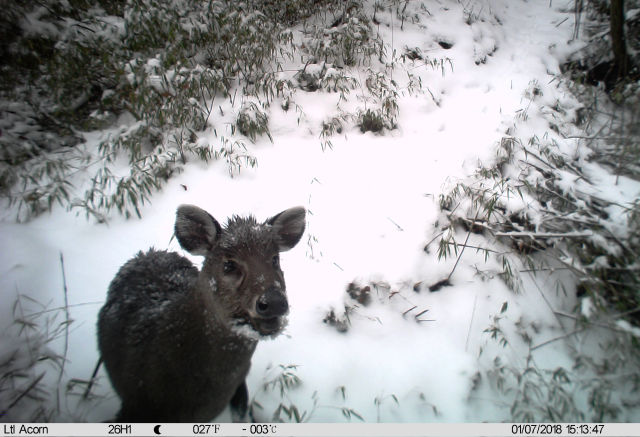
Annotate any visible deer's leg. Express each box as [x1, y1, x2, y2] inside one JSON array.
[[230, 380, 251, 422]]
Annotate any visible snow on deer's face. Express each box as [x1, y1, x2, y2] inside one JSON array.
[[174, 205, 306, 338]]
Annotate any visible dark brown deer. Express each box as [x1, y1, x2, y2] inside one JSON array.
[[97, 204, 306, 422]]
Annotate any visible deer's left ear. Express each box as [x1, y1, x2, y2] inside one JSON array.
[[175, 205, 222, 256], [267, 207, 306, 252]]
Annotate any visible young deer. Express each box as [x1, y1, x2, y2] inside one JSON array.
[[97, 205, 306, 422]]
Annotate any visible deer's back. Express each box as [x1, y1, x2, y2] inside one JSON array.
[[98, 249, 247, 421], [99, 249, 198, 344]]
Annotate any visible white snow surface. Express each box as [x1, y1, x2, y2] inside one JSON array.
[[1, 0, 639, 423]]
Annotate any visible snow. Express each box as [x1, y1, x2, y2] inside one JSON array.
[[616, 320, 640, 338], [1, 0, 639, 424]]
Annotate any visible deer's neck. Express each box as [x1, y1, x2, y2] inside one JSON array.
[[187, 277, 258, 354]]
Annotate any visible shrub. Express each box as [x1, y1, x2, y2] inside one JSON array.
[[358, 108, 386, 133], [301, 2, 384, 67], [1, 295, 71, 421], [236, 102, 272, 143], [435, 50, 640, 421], [0, 0, 338, 222]]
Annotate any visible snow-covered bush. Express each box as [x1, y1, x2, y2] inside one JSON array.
[[434, 49, 640, 420], [301, 2, 384, 67], [357, 108, 387, 133], [3, 0, 437, 221], [430, 2, 640, 416], [0, 0, 346, 221], [1, 295, 72, 421], [236, 102, 271, 143]]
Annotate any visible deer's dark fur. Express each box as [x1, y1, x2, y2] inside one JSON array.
[[97, 205, 306, 422]]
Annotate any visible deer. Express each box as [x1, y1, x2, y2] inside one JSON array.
[[97, 204, 306, 422]]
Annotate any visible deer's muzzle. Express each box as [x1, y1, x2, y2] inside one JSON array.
[[256, 287, 288, 318]]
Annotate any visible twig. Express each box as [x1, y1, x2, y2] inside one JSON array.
[[22, 301, 103, 318], [423, 231, 445, 252], [57, 253, 71, 414], [387, 217, 404, 231], [402, 306, 417, 317], [6, 373, 46, 413], [14, 292, 33, 355], [602, 227, 636, 258], [565, 135, 629, 140], [83, 357, 103, 400], [572, 122, 607, 148], [572, 0, 583, 40], [415, 309, 430, 318], [521, 144, 557, 170], [465, 294, 478, 352], [494, 231, 593, 238], [611, 306, 640, 319], [518, 267, 573, 273], [442, 241, 501, 253], [414, 308, 434, 322], [447, 211, 479, 282], [530, 327, 587, 351], [554, 311, 636, 334]]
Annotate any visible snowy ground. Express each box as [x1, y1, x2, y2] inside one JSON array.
[[1, 0, 639, 423]]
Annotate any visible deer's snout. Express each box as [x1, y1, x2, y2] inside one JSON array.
[[256, 287, 288, 318]]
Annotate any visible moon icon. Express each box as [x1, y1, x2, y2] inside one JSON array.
[[153, 424, 162, 435]]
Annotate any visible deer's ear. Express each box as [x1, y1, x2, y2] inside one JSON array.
[[267, 207, 306, 252], [175, 205, 221, 256]]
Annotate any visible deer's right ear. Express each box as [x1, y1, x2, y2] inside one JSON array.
[[175, 205, 221, 256]]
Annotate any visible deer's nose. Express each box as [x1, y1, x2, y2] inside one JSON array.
[[256, 287, 288, 318]]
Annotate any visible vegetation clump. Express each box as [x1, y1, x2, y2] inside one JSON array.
[[432, 0, 640, 422], [0, 0, 438, 221], [0, 0, 347, 221]]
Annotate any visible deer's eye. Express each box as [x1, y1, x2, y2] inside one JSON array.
[[223, 260, 239, 275], [272, 255, 280, 269]]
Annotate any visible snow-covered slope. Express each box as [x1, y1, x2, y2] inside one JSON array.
[[1, 0, 638, 423]]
